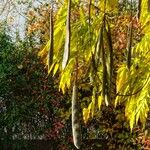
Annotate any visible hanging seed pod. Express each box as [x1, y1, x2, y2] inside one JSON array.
[[127, 22, 133, 69], [72, 58, 81, 149], [100, 21, 109, 106], [148, 0, 150, 12], [62, 0, 71, 69], [127, 5, 133, 70], [48, 2, 54, 71], [95, 25, 103, 65], [105, 21, 114, 100], [101, 41, 109, 106], [137, 0, 141, 19], [72, 83, 81, 149]]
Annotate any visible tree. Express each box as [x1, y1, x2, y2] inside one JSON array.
[[37, 0, 150, 148], [0, 23, 74, 149]]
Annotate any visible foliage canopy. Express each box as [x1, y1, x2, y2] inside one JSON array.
[[39, 0, 150, 132]]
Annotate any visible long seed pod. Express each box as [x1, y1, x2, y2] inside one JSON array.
[[101, 23, 108, 106], [88, 0, 91, 28], [62, 0, 71, 69], [72, 58, 81, 149], [94, 25, 103, 65], [148, 0, 150, 12], [102, 42, 109, 106], [101, 13, 109, 106], [105, 21, 114, 100], [137, 0, 141, 19], [127, 1, 133, 69], [48, 1, 54, 71], [127, 23, 133, 69]]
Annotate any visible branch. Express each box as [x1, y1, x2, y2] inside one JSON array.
[[117, 75, 150, 97]]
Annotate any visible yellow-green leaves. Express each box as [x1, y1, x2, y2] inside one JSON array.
[[82, 98, 95, 124], [38, 0, 150, 135], [98, 95, 103, 110], [59, 58, 75, 93], [62, 0, 71, 69], [82, 87, 97, 124], [134, 32, 150, 57], [140, 0, 150, 26], [98, 0, 118, 13], [115, 61, 150, 130], [116, 65, 128, 94], [125, 92, 149, 131], [38, 40, 50, 59]]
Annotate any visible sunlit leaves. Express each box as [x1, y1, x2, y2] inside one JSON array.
[[98, 0, 118, 13], [98, 95, 103, 110], [116, 65, 128, 94], [37, 0, 150, 132], [115, 59, 150, 130], [140, 0, 150, 26], [125, 88, 149, 131], [134, 32, 150, 58], [59, 58, 75, 93], [83, 98, 95, 124], [38, 40, 50, 64]]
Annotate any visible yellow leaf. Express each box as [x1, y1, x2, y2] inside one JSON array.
[[115, 96, 119, 108], [48, 62, 56, 74], [117, 66, 128, 93], [59, 58, 75, 93], [129, 112, 135, 132], [98, 0, 118, 13], [53, 63, 60, 76], [91, 96, 95, 117], [98, 95, 102, 110], [83, 108, 90, 124], [38, 40, 50, 57]]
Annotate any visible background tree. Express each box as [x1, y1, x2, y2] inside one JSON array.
[[0, 23, 75, 150]]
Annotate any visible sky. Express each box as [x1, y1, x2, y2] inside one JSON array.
[[0, 0, 45, 39], [0, 0, 138, 39]]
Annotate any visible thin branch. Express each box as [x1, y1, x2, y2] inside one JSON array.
[[117, 75, 150, 97], [10, 1, 29, 20]]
